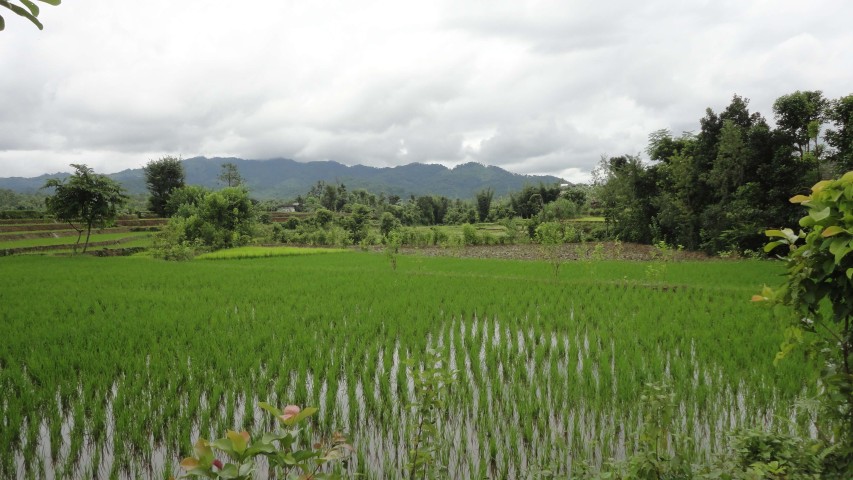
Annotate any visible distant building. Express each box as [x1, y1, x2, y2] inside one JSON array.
[[276, 203, 300, 213]]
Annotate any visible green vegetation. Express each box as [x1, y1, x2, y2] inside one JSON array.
[[177, 403, 352, 479], [153, 186, 255, 259], [595, 91, 853, 255], [0, 0, 59, 31], [144, 156, 186, 217], [756, 173, 853, 475], [0, 231, 150, 249], [43, 164, 128, 253], [0, 252, 817, 478], [196, 246, 349, 260]]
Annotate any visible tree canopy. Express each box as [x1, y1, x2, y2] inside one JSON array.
[[42, 164, 128, 253], [144, 156, 186, 217], [595, 91, 853, 254], [218, 162, 244, 188]]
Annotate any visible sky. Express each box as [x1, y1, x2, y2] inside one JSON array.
[[0, 0, 851, 183]]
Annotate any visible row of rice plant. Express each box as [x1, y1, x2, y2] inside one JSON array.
[[0, 253, 814, 478]]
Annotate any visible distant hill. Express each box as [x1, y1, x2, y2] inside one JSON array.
[[0, 157, 565, 200]]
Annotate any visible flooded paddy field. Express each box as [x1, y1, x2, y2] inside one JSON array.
[[0, 253, 813, 478]]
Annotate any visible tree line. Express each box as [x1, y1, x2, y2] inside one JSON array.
[[596, 91, 853, 254]]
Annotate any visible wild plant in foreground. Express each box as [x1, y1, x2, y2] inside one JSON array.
[[176, 403, 352, 479], [406, 348, 457, 479]]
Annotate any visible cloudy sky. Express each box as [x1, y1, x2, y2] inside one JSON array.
[[1, 0, 850, 182]]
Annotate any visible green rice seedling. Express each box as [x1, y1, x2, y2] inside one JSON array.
[[0, 253, 820, 478], [195, 246, 348, 260]]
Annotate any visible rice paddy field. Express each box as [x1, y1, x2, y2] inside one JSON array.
[[0, 250, 815, 479]]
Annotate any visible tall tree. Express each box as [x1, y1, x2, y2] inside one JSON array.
[[708, 120, 748, 200], [42, 164, 128, 253], [218, 162, 244, 188], [773, 90, 829, 179], [826, 94, 853, 173], [0, 0, 60, 31], [143, 156, 185, 217], [595, 155, 658, 243], [475, 187, 494, 222]]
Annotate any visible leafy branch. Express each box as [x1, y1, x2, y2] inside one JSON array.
[[0, 0, 60, 31]]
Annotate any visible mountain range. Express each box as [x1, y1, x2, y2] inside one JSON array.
[[0, 157, 565, 200]]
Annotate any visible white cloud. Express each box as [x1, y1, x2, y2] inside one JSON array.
[[0, 0, 851, 181]]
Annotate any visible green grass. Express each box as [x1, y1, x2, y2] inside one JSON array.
[[0, 253, 810, 478], [0, 231, 151, 249], [196, 246, 350, 260], [571, 216, 606, 222]]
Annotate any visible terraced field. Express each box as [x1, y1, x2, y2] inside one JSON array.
[[0, 217, 164, 255]]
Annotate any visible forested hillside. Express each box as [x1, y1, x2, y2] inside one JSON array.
[[0, 158, 564, 200]]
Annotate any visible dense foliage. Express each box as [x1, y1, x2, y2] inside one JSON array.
[[0, 188, 45, 211], [756, 172, 853, 475], [153, 186, 255, 259], [596, 91, 853, 254], [42, 164, 128, 253], [143, 156, 186, 217]]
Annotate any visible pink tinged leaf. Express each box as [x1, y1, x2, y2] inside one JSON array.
[[280, 405, 301, 421]]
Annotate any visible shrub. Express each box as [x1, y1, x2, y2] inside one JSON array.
[[461, 224, 479, 246]]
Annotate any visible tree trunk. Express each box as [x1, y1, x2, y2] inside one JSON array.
[[82, 221, 93, 253], [69, 221, 82, 254]]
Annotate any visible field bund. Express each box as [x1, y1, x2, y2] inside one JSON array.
[[0, 252, 815, 478]]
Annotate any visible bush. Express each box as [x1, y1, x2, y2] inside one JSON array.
[[461, 224, 479, 246], [0, 210, 46, 220], [283, 217, 300, 230], [154, 187, 255, 259], [379, 212, 401, 237]]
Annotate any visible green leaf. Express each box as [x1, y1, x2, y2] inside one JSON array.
[[258, 401, 282, 417], [261, 431, 290, 444], [217, 463, 240, 479], [226, 430, 249, 454], [211, 438, 235, 455], [829, 237, 852, 263], [245, 442, 276, 456], [847, 268, 853, 280], [763, 240, 785, 253], [20, 0, 38, 16], [810, 206, 831, 222], [5, 2, 43, 29], [36, 0, 61, 5], [192, 439, 214, 463], [0, 14, 5, 31], [237, 461, 255, 476], [789, 194, 810, 203]]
